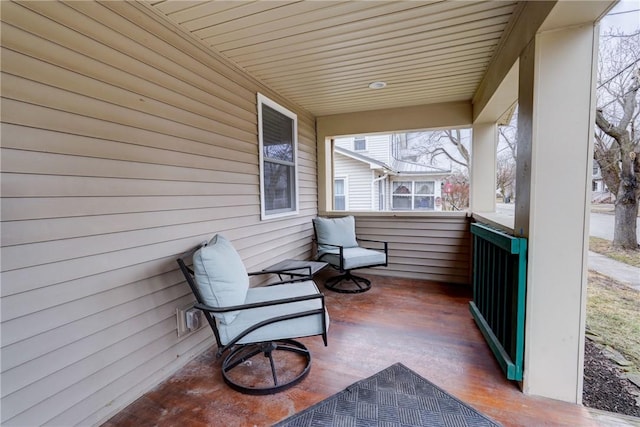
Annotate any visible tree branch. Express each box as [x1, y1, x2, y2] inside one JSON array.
[[427, 147, 467, 167]]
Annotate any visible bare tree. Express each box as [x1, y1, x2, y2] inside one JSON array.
[[497, 107, 518, 202], [405, 130, 472, 210], [409, 129, 470, 173], [400, 130, 471, 210], [595, 29, 639, 249], [496, 153, 516, 201], [442, 172, 469, 211]]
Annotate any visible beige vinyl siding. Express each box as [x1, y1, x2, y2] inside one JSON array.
[[353, 215, 471, 284], [0, 1, 317, 426], [333, 153, 373, 211]]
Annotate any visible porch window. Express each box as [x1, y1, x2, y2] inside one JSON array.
[[258, 93, 298, 219], [334, 178, 347, 210], [353, 137, 366, 151], [392, 181, 435, 210]]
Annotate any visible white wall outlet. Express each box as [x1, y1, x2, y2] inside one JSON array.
[[185, 308, 202, 330], [176, 303, 204, 337]]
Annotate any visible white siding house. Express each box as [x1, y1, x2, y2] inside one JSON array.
[[592, 159, 613, 202], [333, 155, 372, 210], [333, 135, 450, 212]]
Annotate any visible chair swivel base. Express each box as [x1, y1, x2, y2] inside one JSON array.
[[325, 271, 372, 293], [221, 339, 311, 395]]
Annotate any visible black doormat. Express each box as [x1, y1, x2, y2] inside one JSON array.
[[273, 363, 502, 427]]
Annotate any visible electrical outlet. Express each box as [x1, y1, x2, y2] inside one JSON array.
[[176, 303, 204, 337], [185, 308, 202, 330]]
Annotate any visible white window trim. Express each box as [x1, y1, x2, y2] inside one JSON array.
[[391, 180, 436, 211], [334, 175, 348, 211], [353, 137, 366, 151], [257, 93, 299, 220]]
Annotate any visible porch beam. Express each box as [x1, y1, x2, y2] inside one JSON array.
[[316, 101, 472, 212], [472, 1, 555, 122], [316, 101, 471, 138]]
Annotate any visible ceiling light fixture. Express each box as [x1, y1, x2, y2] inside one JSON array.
[[368, 81, 387, 89]]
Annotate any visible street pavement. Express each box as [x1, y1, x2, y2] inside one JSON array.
[[494, 203, 640, 290], [589, 210, 640, 242]]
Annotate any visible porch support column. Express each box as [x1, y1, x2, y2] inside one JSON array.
[[470, 122, 497, 212], [515, 24, 597, 403]]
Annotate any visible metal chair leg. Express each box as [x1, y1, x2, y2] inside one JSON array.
[[325, 271, 372, 293], [221, 339, 311, 395]]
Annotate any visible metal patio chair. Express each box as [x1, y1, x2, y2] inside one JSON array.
[[312, 216, 388, 293], [177, 234, 329, 395]]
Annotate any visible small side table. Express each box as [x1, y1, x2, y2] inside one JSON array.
[[262, 259, 328, 280]]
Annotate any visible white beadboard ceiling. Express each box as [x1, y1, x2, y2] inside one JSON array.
[[146, 1, 520, 116]]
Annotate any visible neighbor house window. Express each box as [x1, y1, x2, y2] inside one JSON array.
[[353, 137, 366, 151], [392, 181, 435, 210], [258, 93, 298, 219], [334, 177, 347, 210]]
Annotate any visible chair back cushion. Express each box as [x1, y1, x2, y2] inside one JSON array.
[[192, 234, 249, 324], [313, 216, 358, 255]]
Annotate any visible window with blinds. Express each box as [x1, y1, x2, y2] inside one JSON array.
[[258, 93, 299, 219]]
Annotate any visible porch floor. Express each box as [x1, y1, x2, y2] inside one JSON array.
[[103, 272, 604, 427]]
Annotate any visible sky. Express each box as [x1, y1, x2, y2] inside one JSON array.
[[600, 0, 640, 33]]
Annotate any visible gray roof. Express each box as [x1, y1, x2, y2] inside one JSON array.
[[390, 158, 450, 174], [335, 146, 450, 175]]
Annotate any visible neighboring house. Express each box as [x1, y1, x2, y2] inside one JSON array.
[[333, 135, 451, 211], [592, 159, 613, 203]]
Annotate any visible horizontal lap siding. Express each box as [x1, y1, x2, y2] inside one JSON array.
[[362, 134, 391, 164], [334, 154, 372, 210], [353, 215, 471, 284], [0, 1, 317, 426]]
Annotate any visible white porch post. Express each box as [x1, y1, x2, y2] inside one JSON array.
[[470, 122, 498, 212], [515, 25, 598, 403]]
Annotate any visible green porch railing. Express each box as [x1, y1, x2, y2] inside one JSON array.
[[469, 222, 527, 381]]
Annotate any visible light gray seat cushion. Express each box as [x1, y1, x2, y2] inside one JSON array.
[[320, 247, 387, 270], [192, 234, 249, 325], [218, 280, 329, 345]]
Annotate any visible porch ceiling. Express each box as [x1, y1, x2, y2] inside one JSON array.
[[144, 1, 520, 116]]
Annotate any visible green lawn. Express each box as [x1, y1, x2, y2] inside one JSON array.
[[589, 236, 640, 268], [587, 271, 640, 371]]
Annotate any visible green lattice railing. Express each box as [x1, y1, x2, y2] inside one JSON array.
[[469, 222, 527, 381]]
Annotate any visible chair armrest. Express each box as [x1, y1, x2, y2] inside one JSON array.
[[316, 242, 345, 271], [356, 237, 386, 244], [197, 290, 328, 358], [356, 237, 388, 254], [214, 296, 328, 355], [194, 291, 324, 313]]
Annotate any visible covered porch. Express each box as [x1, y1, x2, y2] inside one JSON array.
[[0, 1, 617, 425]]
